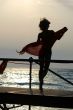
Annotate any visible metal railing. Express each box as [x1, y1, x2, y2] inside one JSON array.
[[0, 57, 73, 110], [0, 57, 73, 88]]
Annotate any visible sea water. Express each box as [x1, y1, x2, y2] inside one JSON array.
[[0, 63, 73, 110]]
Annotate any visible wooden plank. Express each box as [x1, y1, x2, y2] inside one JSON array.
[[0, 92, 73, 108], [0, 87, 73, 96], [0, 87, 73, 108]]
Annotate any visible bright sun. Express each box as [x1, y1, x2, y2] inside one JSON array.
[[23, 0, 33, 4]]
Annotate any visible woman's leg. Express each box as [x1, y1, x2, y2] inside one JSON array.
[[39, 56, 44, 91], [43, 52, 51, 79]]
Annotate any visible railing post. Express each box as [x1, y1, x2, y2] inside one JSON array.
[[29, 57, 33, 110], [28, 105, 31, 110], [29, 57, 33, 90]]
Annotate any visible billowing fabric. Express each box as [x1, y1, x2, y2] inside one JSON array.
[[19, 27, 67, 56], [0, 61, 8, 74], [20, 42, 43, 56]]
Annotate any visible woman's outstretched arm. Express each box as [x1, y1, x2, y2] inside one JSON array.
[[55, 27, 68, 40]]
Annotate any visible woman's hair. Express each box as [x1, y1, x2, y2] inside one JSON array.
[[39, 18, 50, 30]]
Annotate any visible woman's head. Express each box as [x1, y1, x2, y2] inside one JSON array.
[[39, 18, 50, 31]]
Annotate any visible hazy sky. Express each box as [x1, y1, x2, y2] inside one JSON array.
[[0, 0, 73, 61]]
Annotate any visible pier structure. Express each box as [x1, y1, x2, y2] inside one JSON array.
[[0, 58, 73, 110]]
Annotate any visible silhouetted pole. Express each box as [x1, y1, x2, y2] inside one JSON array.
[[29, 57, 33, 90], [28, 105, 31, 110], [49, 69, 73, 86], [29, 57, 33, 110]]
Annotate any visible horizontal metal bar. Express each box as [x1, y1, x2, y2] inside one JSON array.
[[0, 58, 73, 63]]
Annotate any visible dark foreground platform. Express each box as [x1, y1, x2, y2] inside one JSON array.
[[0, 87, 73, 108]]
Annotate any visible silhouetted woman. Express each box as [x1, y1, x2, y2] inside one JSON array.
[[37, 18, 68, 91], [17, 18, 68, 91]]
